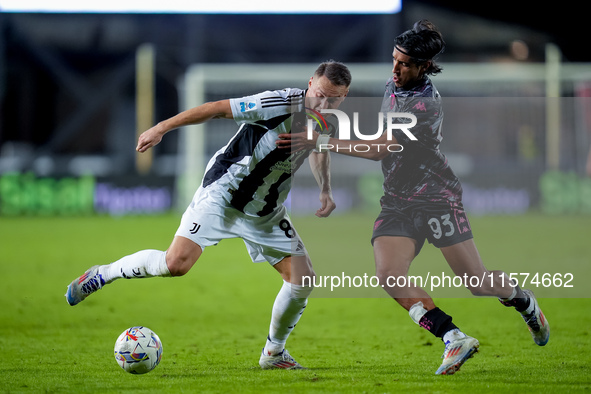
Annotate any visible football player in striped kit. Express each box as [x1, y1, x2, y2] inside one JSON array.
[[66, 61, 351, 370]]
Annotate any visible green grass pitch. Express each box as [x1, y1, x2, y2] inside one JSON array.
[[1, 212, 590, 393]]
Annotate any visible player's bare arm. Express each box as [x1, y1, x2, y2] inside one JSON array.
[[136, 99, 233, 153], [308, 150, 336, 218]]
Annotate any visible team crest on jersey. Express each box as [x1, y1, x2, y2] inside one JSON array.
[[239, 101, 257, 112]]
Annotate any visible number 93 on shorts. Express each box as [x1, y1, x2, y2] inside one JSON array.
[[371, 201, 474, 255]]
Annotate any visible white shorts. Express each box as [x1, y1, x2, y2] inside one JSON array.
[[175, 186, 306, 265]]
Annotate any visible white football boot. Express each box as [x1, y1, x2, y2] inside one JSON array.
[[259, 348, 305, 370], [65, 265, 105, 306], [435, 336, 479, 375]]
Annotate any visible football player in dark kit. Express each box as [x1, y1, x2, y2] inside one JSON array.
[[279, 20, 549, 375]]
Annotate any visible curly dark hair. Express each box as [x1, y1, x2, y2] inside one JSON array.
[[394, 20, 445, 75]]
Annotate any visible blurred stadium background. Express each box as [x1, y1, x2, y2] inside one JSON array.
[[0, 1, 590, 217], [2, 6, 590, 391]]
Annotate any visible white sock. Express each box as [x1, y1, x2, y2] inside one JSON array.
[[442, 328, 467, 345], [263, 280, 313, 356], [500, 286, 518, 301], [100, 249, 171, 283], [409, 301, 428, 325]]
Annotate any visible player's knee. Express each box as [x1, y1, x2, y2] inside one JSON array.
[[165, 239, 201, 277], [376, 267, 404, 286], [301, 270, 316, 287], [291, 268, 316, 287], [165, 254, 195, 277], [277, 255, 315, 285]]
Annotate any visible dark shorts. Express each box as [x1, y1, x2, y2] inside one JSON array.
[[371, 199, 473, 256]]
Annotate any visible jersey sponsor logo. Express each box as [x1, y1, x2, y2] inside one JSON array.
[[239, 101, 257, 112], [269, 160, 291, 173], [230, 148, 291, 216]]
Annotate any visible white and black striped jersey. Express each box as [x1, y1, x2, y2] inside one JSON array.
[[199, 88, 312, 217]]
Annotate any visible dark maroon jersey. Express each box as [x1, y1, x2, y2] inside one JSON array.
[[380, 75, 463, 205]]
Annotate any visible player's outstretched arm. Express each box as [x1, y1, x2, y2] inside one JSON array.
[[136, 100, 233, 153]]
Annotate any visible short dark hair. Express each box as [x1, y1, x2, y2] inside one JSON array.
[[394, 20, 445, 75], [314, 60, 352, 87]]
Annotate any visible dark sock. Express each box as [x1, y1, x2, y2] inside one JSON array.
[[418, 307, 458, 338], [500, 285, 530, 312]]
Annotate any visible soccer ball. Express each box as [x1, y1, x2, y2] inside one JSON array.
[[114, 326, 163, 374]]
